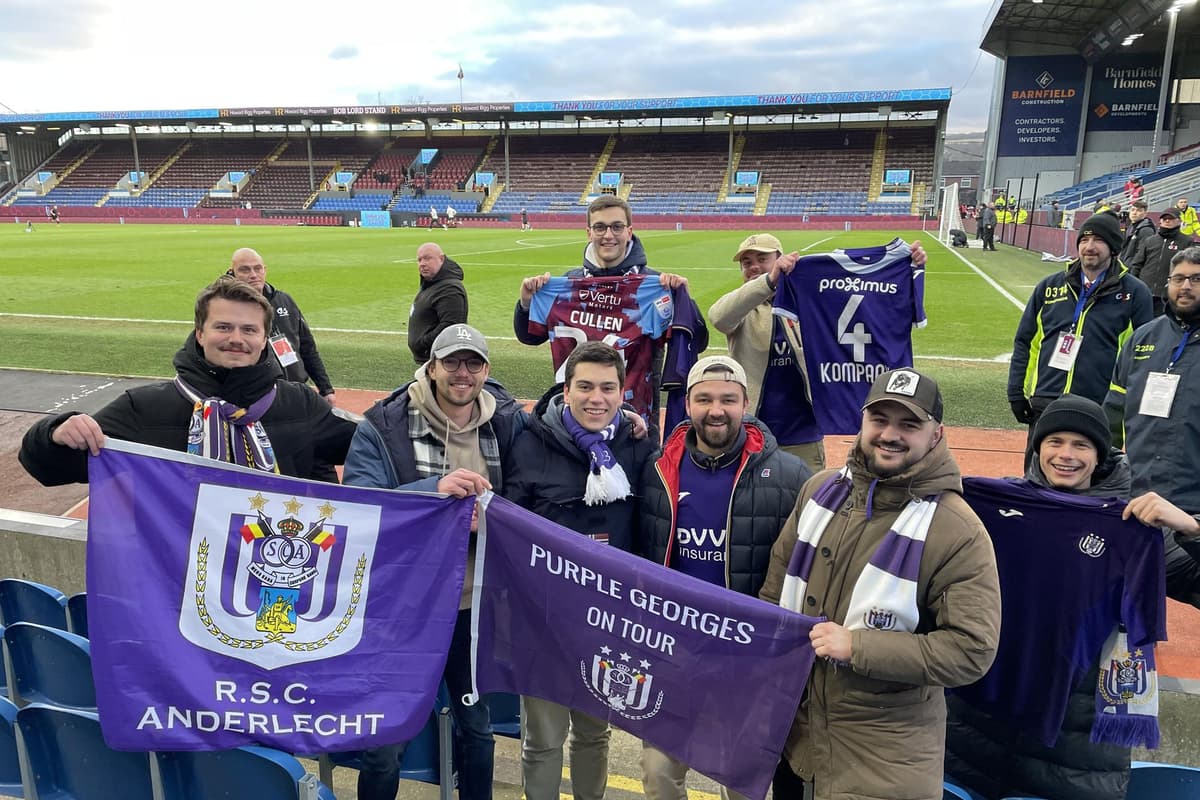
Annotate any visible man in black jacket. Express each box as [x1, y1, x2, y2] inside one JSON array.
[[638, 355, 809, 800], [1128, 206, 1196, 317], [408, 242, 468, 363], [1119, 200, 1154, 265], [19, 278, 355, 484], [503, 341, 659, 800], [229, 247, 337, 405]]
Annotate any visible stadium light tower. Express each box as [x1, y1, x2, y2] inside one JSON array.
[[1151, 0, 1195, 162]]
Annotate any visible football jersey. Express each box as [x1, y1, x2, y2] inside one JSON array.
[[528, 274, 674, 420], [773, 239, 926, 435], [958, 478, 1166, 747]]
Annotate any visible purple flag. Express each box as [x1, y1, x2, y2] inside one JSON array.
[[468, 495, 819, 800], [86, 440, 472, 753]]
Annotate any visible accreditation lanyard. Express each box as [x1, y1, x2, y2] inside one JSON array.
[[1139, 327, 1194, 418], [1070, 270, 1106, 334]]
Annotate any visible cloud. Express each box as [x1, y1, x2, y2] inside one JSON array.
[[329, 45, 359, 60]]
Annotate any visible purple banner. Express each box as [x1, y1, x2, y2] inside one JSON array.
[[86, 441, 472, 752], [470, 495, 818, 800]]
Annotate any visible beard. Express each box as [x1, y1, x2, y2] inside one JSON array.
[[695, 415, 739, 453], [1170, 297, 1200, 325]]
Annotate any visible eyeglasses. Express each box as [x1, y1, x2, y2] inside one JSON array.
[[440, 356, 486, 373], [589, 222, 628, 234], [1167, 274, 1200, 287]]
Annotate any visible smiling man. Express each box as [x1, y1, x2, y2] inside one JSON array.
[[503, 341, 659, 800], [512, 196, 708, 424], [759, 367, 1000, 800], [20, 277, 356, 484], [342, 322, 528, 800], [1008, 213, 1152, 464], [638, 355, 809, 800]]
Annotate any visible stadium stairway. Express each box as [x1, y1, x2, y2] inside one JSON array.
[[752, 183, 771, 215], [868, 131, 887, 202]]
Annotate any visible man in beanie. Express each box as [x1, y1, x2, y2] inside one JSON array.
[[343, 323, 527, 800], [759, 368, 1001, 800], [1007, 212, 1152, 463], [945, 393, 1198, 800], [638, 355, 811, 800], [1127, 206, 1196, 317]]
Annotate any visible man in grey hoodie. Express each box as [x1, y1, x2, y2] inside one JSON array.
[[343, 323, 526, 800]]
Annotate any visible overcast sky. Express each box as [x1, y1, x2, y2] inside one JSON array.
[[0, 0, 998, 132]]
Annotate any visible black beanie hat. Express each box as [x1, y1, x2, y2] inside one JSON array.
[[1032, 394, 1111, 457], [1077, 213, 1124, 256]]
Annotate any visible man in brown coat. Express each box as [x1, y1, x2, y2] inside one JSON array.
[[759, 368, 1001, 800]]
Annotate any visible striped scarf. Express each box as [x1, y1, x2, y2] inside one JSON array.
[[174, 376, 279, 472], [780, 468, 938, 637]]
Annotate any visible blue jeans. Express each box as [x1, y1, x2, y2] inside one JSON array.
[[358, 609, 495, 800]]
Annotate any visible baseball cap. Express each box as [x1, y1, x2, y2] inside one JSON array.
[[862, 368, 944, 423], [732, 233, 783, 262], [1159, 206, 1180, 220], [686, 355, 748, 392], [430, 324, 489, 362]]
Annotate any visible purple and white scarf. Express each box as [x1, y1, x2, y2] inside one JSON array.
[[1093, 625, 1160, 748], [562, 405, 631, 506], [174, 376, 279, 473], [780, 468, 937, 636]]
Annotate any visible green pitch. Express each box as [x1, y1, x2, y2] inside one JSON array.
[[0, 222, 1062, 428]]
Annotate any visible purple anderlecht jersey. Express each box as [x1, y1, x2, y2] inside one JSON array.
[[529, 274, 674, 420], [773, 239, 926, 435], [959, 477, 1166, 747]]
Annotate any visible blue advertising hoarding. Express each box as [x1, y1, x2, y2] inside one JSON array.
[[998, 55, 1086, 157], [1088, 53, 1166, 132]]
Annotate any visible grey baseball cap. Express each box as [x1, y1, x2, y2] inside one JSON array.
[[430, 324, 489, 362]]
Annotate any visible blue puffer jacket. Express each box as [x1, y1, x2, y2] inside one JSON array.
[[501, 385, 658, 553]]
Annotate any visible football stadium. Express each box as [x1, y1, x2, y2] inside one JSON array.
[[1, 0, 1200, 798]]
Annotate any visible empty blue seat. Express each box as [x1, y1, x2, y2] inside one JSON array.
[[3, 622, 95, 710], [1127, 760, 1200, 799], [153, 745, 336, 800], [0, 579, 68, 630], [15, 703, 154, 800], [0, 697, 19, 797], [66, 594, 87, 639]]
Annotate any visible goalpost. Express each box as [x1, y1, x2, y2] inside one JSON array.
[[938, 182, 966, 246]]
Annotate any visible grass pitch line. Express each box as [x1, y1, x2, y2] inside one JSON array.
[[933, 239, 1026, 312], [800, 236, 835, 251]]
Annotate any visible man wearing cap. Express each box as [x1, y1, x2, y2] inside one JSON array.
[[1008, 213, 1152, 461], [343, 323, 527, 800], [1127, 206, 1196, 318], [980, 202, 998, 250], [759, 368, 1001, 800], [1175, 197, 1199, 237], [409, 242, 469, 363], [709, 235, 928, 472], [503, 340, 659, 800], [637, 355, 810, 800]]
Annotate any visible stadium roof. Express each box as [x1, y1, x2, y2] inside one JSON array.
[[0, 88, 950, 132], [980, 0, 1200, 61]]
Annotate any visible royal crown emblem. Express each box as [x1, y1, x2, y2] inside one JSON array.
[[581, 644, 663, 720], [179, 486, 381, 669]]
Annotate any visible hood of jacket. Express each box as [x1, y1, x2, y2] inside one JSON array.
[[173, 331, 282, 408], [421, 257, 465, 290], [582, 233, 649, 276], [527, 383, 632, 461], [1025, 446, 1131, 499], [846, 433, 962, 513]]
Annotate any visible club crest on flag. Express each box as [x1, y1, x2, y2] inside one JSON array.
[[582, 644, 663, 720], [179, 485, 382, 669], [864, 606, 897, 630]]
